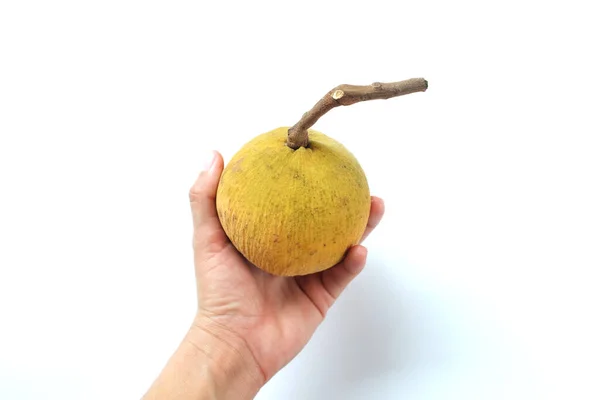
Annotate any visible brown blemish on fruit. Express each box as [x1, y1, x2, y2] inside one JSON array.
[[231, 157, 245, 172]]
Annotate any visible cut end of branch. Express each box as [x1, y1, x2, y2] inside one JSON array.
[[332, 90, 345, 100], [286, 77, 428, 150]]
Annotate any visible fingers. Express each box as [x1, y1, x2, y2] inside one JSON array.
[[320, 245, 368, 301], [361, 196, 385, 243], [189, 151, 227, 253], [296, 197, 383, 316]]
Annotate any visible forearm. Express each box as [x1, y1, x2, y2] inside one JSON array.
[[142, 319, 264, 400]]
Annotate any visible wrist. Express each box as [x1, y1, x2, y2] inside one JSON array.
[[185, 314, 265, 399]]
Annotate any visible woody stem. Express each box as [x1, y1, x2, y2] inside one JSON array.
[[286, 77, 428, 149]]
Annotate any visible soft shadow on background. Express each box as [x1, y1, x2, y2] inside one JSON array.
[[256, 250, 535, 400], [256, 255, 461, 400]]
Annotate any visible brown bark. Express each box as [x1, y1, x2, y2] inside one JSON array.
[[287, 78, 428, 149]]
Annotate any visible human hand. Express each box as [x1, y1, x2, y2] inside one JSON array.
[[143, 150, 384, 400], [189, 151, 385, 383]]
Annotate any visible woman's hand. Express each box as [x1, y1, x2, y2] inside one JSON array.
[[190, 150, 384, 379], [143, 151, 384, 400]]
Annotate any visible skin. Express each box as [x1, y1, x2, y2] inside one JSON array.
[[143, 150, 385, 400], [216, 128, 371, 276]]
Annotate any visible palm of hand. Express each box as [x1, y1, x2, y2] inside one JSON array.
[[191, 152, 384, 382]]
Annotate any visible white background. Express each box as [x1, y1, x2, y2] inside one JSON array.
[[1, 1, 599, 399]]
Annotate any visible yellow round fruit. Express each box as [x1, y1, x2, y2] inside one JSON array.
[[216, 127, 370, 276], [214, 78, 427, 276]]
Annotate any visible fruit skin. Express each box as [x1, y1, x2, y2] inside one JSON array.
[[216, 127, 370, 276]]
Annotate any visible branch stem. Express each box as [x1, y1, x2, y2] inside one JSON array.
[[286, 77, 428, 149]]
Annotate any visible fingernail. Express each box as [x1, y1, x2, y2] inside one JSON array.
[[202, 151, 216, 172]]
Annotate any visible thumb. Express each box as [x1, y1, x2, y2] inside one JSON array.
[[189, 150, 227, 253]]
